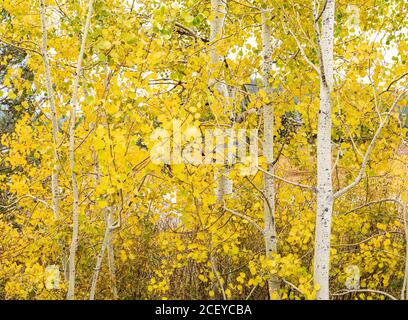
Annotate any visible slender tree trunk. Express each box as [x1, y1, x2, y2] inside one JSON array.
[[207, 1, 230, 297], [40, 0, 71, 285], [106, 239, 118, 299], [89, 211, 111, 300], [401, 199, 408, 300], [209, 0, 229, 105], [89, 155, 118, 299], [209, 0, 231, 202], [67, 0, 94, 300], [313, 0, 335, 300], [39, 0, 60, 220], [402, 165, 408, 300], [88, 67, 118, 300], [106, 212, 118, 299], [261, 6, 280, 300]]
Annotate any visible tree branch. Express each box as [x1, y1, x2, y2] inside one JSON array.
[[332, 289, 398, 300], [175, 22, 209, 43], [223, 206, 264, 235], [341, 198, 402, 215], [286, 27, 320, 75], [334, 88, 408, 199], [257, 167, 316, 191]]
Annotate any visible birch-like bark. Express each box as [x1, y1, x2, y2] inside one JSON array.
[[89, 211, 111, 300], [107, 221, 118, 299], [313, 0, 335, 300], [209, 0, 231, 202], [39, 0, 60, 220], [89, 150, 117, 299], [209, 0, 229, 102], [401, 199, 408, 300], [40, 0, 71, 286], [67, 0, 94, 300], [100, 70, 118, 299], [261, 6, 280, 299], [402, 165, 408, 300], [208, 1, 230, 298]]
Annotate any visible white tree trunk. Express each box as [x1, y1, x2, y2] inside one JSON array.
[[402, 166, 408, 300], [313, 0, 335, 300], [402, 199, 408, 300], [89, 210, 118, 300], [67, 0, 94, 300], [89, 211, 111, 300], [209, 0, 228, 100], [40, 0, 72, 286], [39, 0, 60, 220], [261, 7, 280, 299], [106, 211, 118, 299], [209, 0, 231, 202]]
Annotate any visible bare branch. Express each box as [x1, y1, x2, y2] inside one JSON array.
[[342, 198, 402, 215], [223, 206, 265, 235], [257, 167, 316, 191], [67, 0, 94, 301], [333, 231, 403, 248], [314, 0, 328, 23], [332, 289, 398, 300], [0, 194, 53, 211], [282, 278, 305, 296], [286, 27, 320, 75], [0, 37, 42, 56], [378, 72, 408, 97], [175, 22, 209, 43]]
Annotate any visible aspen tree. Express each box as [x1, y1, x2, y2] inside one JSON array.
[[207, 0, 230, 299], [67, 0, 94, 300], [39, 0, 60, 220], [89, 210, 114, 300], [311, 0, 407, 299], [261, 1, 280, 299], [208, 0, 231, 202], [89, 67, 118, 300], [1, 0, 407, 301], [313, 0, 335, 300]]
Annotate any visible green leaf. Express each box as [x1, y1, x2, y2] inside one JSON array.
[[96, 39, 112, 50]]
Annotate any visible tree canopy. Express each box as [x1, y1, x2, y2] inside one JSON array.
[[0, 0, 407, 300]]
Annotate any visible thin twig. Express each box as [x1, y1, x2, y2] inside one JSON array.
[[223, 206, 264, 235], [334, 87, 408, 199], [257, 167, 316, 191], [332, 289, 398, 300]]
